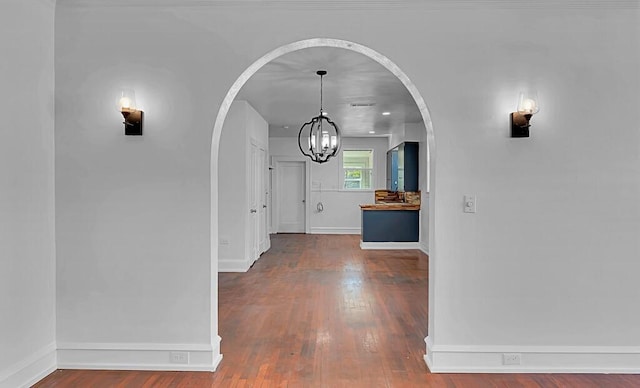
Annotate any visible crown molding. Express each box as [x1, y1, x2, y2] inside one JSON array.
[[34, 0, 57, 7], [56, 0, 640, 10]]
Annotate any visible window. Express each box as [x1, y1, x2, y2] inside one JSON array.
[[342, 150, 373, 190]]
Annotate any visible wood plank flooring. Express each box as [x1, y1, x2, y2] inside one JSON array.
[[36, 234, 640, 387]]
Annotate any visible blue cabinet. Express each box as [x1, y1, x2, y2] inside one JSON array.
[[361, 210, 419, 242], [387, 142, 419, 192]]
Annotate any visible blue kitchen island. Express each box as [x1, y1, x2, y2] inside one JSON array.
[[361, 206, 419, 242], [359, 198, 421, 249]]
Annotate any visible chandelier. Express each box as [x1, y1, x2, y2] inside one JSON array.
[[297, 70, 341, 164]]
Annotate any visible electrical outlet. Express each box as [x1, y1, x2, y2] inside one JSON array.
[[220, 238, 229, 245], [503, 353, 521, 365], [170, 351, 189, 364]]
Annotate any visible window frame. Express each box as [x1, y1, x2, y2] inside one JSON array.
[[339, 148, 375, 192]]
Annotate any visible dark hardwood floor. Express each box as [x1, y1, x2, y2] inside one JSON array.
[[36, 234, 640, 387]]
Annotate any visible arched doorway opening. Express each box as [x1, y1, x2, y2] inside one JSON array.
[[210, 37, 436, 368]]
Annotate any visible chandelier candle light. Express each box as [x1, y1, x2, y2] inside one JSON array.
[[298, 70, 341, 163]]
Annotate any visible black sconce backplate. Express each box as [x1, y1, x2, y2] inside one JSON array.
[[122, 110, 143, 136], [510, 112, 531, 138]]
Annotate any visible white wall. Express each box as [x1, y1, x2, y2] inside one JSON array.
[[393, 122, 431, 252], [54, 3, 220, 370], [418, 140, 429, 253], [219, 101, 268, 272], [391, 122, 430, 252], [0, 1, 56, 387], [54, 1, 640, 373], [270, 136, 388, 234]]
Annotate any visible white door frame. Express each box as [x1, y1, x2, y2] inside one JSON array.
[[248, 137, 269, 262], [258, 146, 270, 253], [272, 155, 311, 234]]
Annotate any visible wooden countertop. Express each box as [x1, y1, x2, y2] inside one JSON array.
[[360, 203, 420, 211]]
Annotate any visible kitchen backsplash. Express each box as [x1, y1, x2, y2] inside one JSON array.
[[374, 190, 421, 205]]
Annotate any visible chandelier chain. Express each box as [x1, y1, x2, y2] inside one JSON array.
[[319, 73, 323, 113]]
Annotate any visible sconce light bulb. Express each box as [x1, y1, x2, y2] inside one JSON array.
[[119, 97, 134, 111], [116, 89, 137, 112], [518, 98, 538, 115], [517, 91, 539, 116]]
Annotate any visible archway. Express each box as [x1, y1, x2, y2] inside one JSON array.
[[210, 37, 436, 366]]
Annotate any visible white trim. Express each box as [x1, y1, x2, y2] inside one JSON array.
[[58, 0, 640, 10], [336, 189, 375, 193], [57, 341, 222, 372], [54, 363, 218, 372], [34, 0, 56, 7], [248, 137, 269, 264], [262, 239, 271, 256], [311, 189, 375, 193], [0, 342, 56, 388], [360, 241, 421, 250], [218, 258, 253, 272], [56, 342, 214, 351], [424, 336, 435, 371], [420, 243, 429, 255], [310, 227, 360, 235], [424, 336, 640, 374]]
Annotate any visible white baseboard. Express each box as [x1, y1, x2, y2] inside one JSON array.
[[360, 241, 421, 250], [219, 258, 252, 272], [424, 336, 640, 373], [57, 339, 222, 372], [0, 342, 56, 388], [261, 239, 271, 255], [310, 227, 361, 235]]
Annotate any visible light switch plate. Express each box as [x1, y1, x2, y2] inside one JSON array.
[[464, 195, 476, 213]]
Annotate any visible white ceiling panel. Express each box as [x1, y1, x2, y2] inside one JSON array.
[[235, 47, 422, 138]]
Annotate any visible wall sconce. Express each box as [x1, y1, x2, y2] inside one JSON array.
[[117, 89, 143, 136], [511, 91, 539, 138]]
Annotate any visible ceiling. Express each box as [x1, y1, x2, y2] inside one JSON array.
[[235, 47, 422, 138]]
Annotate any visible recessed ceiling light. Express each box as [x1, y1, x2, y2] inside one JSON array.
[[283, 126, 289, 129], [382, 112, 391, 116], [369, 131, 375, 134]]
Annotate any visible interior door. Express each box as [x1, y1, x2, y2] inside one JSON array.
[[277, 161, 306, 233], [249, 143, 259, 262], [258, 147, 269, 253]]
